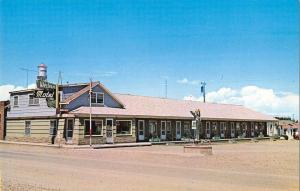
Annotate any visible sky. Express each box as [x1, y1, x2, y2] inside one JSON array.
[[0, 0, 299, 119]]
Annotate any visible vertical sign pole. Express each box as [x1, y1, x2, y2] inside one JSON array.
[[89, 81, 92, 147]]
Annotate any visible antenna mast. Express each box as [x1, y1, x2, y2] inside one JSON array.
[[20, 67, 37, 89]]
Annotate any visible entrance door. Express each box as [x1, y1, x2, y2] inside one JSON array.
[[206, 122, 211, 139], [106, 119, 114, 144], [66, 119, 74, 142], [220, 123, 225, 139], [176, 121, 181, 140], [251, 123, 255, 137], [231, 123, 235, 138], [161, 121, 166, 140], [138, 120, 145, 141]]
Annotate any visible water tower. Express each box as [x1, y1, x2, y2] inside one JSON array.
[[37, 63, 47, 81]]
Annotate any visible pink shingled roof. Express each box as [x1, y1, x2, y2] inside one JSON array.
[[70, 93, 276, 121], [282, 123, 300, 130]]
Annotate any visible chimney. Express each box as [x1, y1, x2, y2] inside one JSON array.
[[37, 63, 47, 81]]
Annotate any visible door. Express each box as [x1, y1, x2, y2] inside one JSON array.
[[231, 123, 235, 138], [66, 119, 74, 142], [220, 123, 225, 138], [161, 121, 166, 140], [176, 121, 181, 140], [138, 120, 145, 141], [206, 122, 211, 139], [106, 119, 114, 143], [149, 121, 157, 139], [251, 123, 255, 137]]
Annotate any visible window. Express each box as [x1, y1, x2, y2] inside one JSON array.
[[13, 96, 18, 106], [84, 120, 103, 136], [25, 121, 31, 135], [49, 120, 57, 135], [184, 122, 190, 132], [91, 92, 104, 104], [166, 121, 171, 134], [29, 95, 39, 105], [116, 120, 132, 135]]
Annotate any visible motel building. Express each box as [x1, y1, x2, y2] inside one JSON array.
[[5, 64, 278, 145]]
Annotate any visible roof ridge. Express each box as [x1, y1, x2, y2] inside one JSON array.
[[113, 93, 243, 106]]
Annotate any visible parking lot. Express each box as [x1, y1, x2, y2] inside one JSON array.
[[0, 140, 299, 191]]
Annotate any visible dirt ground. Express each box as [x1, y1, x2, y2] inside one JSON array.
[[0, 140, 299, 191]]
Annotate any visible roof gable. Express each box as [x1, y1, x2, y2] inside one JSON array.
[[62, 82, 124, 108]]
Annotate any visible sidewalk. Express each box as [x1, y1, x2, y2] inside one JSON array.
[[0, 140, 91, 149], [0, 140, 151, 149]]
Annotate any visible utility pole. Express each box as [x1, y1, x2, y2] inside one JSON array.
[[201, 81, 206, 103], [57, 71, 63, 85], [55, 71, 63, 112], [165, 79, 168, 98], [89, 78, 92, 147]]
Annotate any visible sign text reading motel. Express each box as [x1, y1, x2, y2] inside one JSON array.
[[34, 89, 55, 98]]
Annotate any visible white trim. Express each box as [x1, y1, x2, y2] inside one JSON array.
[[176, 121, 181, 139], [138, 120, 145, 141], [83, 119, 104, 136], [116, 119, 132, 136], [66, 119, 74, 140], [105, 118, 114, 143], [161, 121, 166, 140]]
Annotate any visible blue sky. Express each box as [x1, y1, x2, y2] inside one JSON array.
[[0, 0, 299, 114]]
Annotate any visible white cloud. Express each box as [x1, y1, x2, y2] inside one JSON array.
[[0, 84, 36, 101], [184, 86, 299, 119], [177, 78, 199, 85]]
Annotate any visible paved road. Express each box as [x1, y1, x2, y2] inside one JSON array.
[[0, 141, 299, 191]]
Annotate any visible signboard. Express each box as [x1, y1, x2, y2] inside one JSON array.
[[36, 79, 56, 89], [192, 120, 197, 130], [34, 89, 55, 98], [35, 79, 57, 108]]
